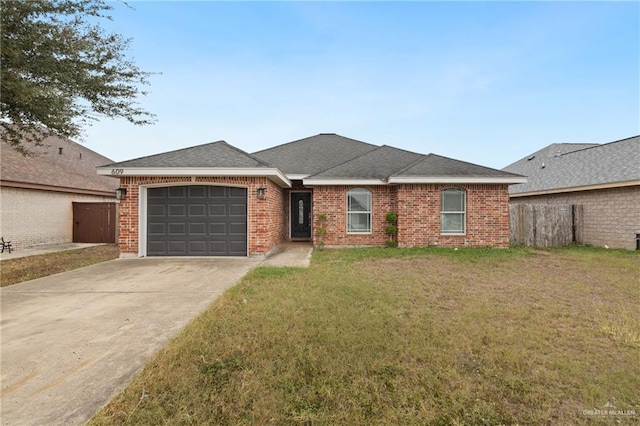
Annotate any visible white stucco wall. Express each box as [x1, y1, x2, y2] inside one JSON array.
[[0, 187, 114, 250]]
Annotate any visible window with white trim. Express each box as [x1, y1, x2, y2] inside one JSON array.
[[347, 188, 371, 233], [441, 188, 466, 234]]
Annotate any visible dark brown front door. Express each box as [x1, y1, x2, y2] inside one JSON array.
[[291, 192, 311, 239], [73, 202, 116, 243]]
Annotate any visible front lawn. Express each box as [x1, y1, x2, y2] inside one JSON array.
[[1, 245, 119, 287], [91, 246, 639, 425]]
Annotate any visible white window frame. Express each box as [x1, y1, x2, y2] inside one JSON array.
[[440, 188, 466, 235], [347, 188, 372, 234]]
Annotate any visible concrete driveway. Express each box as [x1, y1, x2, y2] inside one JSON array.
[[0, 257, 261, 425]]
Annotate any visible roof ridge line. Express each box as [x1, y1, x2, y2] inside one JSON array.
[[304, 144, 385, 179], [379, 144, 423, 155], [252, 133, 379, 155], [389, 153, 431, 177], [559, 134, 640, 157], [218, 140, 274, 168]]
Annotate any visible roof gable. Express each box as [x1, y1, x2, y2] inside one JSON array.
[[252, 133, 378, 176], [105, 140, 270, 168], [503, 136, 640, 194]]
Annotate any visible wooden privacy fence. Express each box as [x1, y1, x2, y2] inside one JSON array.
[[509, 204, 583, 247]]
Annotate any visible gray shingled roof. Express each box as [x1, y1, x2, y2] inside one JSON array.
[[503, 136, 640, 194], [99, 133, 526, 184], [252, 133, 378, 176], [307, 145, 424, 180], [104, 141, 271, 168], [393, 153, 522, 178], [1, 133, 118, 194]]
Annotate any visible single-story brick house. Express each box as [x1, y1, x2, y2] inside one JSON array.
[[98, 134, 525, 257], [503, 135, 640, 250]]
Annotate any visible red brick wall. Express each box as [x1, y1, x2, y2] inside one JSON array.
[[397, 184, 510, 247], [117, 176, 285, 256], [312, 185, 397, 246], [313, 184, 510, 248]]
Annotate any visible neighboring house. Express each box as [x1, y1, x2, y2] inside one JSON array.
[[98, 133, 525, 257], [1, 134, 119, 250], [503, 135, 640, 250]]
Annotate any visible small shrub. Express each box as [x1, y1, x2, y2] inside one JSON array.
[[385, 239, 398, 248], [385, 212, 397, 224], [385, 225, 397, 235]]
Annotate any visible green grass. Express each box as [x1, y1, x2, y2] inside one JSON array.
[[0, 245, 119, 287], [90, 246, 639, 425]]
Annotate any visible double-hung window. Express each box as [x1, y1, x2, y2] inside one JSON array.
[[347, 189, 371, 233], [441, 188, 466, 234]]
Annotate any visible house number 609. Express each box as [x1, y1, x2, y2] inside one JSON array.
[[111, 169, 124, 175]]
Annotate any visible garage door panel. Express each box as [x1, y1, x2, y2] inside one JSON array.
[[189, 204, 206, 216], [189, 241, 207, 254], [147, 185, 247, 256], [210, 223, 226, 235], [209, 187, 226, 198], [168, 204, 186, 217], [168, 241, 187, 255], [189, 222, 207, 235], [168, 223, 186, 235], [148, 204, 166, 216], [168, 187, 187, 198], [209, 204, 226, 216], [209, 241, 227, 255], [229, 204, 246, 216], [229, 187, 246, 198], [148, 223, 166, 235], [229, 222, 246, 234], [148, 187, 166, 198], [189, 186, 206, 198], [148, 241, 166, 255], [229, 241, 247, 255]]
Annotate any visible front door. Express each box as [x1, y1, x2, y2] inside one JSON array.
[[291, 192, 312, 239]]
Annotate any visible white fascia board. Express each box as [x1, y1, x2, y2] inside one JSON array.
[[388, 176, 528, 184], [286, 174, 309, 180], [97, 167, 291, 187], [303, 178, 387, 186]]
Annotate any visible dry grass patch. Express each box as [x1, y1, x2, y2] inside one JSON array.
[[90, 246, 639, 425], [0, 244, 119, 287]]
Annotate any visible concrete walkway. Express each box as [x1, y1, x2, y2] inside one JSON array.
[[0, 244, 313, 425], [261, 242, 313, 267]]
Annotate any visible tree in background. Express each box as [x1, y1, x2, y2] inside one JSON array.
[[1, 0, 155, 155]]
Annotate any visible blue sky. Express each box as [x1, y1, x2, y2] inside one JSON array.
[[83, 1, 639, 169]]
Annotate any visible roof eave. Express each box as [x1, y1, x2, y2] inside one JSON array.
[[1, 180, 117, 197], [96, 167, 292, 188], [509, 180, 640, 197], [388, 176, 528, 184], [303, 178, 388, 186]]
